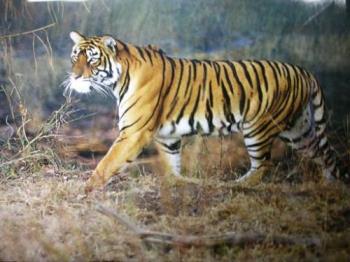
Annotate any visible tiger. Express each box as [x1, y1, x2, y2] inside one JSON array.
[[63, 31, 347, 193]]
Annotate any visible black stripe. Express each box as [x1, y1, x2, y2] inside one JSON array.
[[189, 84, 202, 131], [202, 63, 208, 99], [238, 60, 253, 89], [272, 61, 282, 76], [120, 97, 141, 120], [176, 81, 194, 124], [226, 61, 246, 116], [144, 48, 153, 65], [184, 62, 193, 97], [255, 61, 269, 92], [167, 59, 184, 118], [191, 59, 199, 81], [105, 55, 113, 77], [272, 86, 294, 126], [213, 62, 221, 85], [313, 95, 323, 108], [205, 99, 215, 133], [170, 121, 176, 135], [221, 81, 235, 124], [161, 149, 180, 155], [255, 61, 270, 113], [158, 140, 181, 151], [294, 67, 304, 115], [281, 63, 288, 78], [247, 151, 271, 161], [250, 62, 263, 109], [244, 97, 250, 121], [245, 133, 276, 149], [208, 80, 214, 107], [244, 120, 271, 138], [315, 116, 326, 125], [136, 46, 146, 61], [289, 65, 299, 110], [116, 40, 130, 54], [319, 140, 329, 152], [119, 69, 130, 102], [281, 124, 313, 144], [266, 60, 280, 92], [119, 116, 142, 132], [222, 64, 234, 93]]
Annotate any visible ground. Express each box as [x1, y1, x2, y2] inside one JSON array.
[[0, 108, 349, 261]]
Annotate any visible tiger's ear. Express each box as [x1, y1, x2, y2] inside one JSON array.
[[70, 31, 85, 44], [102, 36, 116, 51]]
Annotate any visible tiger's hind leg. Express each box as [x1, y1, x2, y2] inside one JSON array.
[[279, 104, 340, 180], [236, 124, 277, 186], [155, 137, 182, 176]]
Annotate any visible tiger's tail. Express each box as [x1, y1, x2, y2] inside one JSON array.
[[311, 78, 348, 181]]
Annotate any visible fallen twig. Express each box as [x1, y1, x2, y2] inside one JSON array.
[[0, 152, 48, 168], [96, 204, 321, 248]]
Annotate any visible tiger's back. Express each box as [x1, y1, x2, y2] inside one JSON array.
[[157, 59, 313, 138]]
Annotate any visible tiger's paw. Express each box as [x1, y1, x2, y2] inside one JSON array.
[[235, 168, 266, 187], [84, 170, 106, 194]]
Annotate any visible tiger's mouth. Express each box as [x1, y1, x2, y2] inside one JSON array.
[[62, 75, 115, 99]]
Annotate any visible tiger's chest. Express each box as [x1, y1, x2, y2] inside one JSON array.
[[157, 117, 240, 138]]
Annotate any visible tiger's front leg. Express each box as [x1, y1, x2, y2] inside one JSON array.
[[85, 130, 153, 193]]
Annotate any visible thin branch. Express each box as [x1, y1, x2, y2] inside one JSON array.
[[0, 23, 56, 40], [0, 153, 48, 168], [33, 32, 54, 69], [96, 204, 321, 248], [301, 1, 334, 28]]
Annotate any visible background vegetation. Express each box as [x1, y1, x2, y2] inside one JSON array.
[[0, 0, 349, 260]]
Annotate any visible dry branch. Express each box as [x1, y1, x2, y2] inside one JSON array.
[[301, 1, 334, 28], [96, 204, 321, 248], [0, 23, 56, 40]]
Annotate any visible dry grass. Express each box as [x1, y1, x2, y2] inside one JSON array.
[[0, 158, 349, 261], [0, 101, 349, 261]]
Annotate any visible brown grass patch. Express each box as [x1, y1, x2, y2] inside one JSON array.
[[0, 142, 349, 261]]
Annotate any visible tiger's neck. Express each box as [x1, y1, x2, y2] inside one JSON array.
[[113, 42, 167, 106]]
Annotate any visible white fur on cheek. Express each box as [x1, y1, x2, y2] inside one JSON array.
[[69, 77, 91, 94]]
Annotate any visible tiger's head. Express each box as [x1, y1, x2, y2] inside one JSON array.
[[63, 31, 122, 98]]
